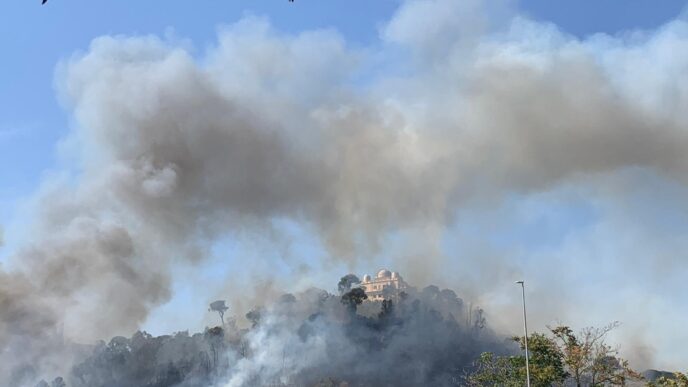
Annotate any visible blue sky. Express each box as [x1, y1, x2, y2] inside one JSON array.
[[2, 0, 688, 371]]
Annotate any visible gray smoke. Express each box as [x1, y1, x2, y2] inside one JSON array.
[[64, 285, 509, 387], [2, 0, 688, 382]]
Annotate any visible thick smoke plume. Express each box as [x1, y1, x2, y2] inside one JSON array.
[[2, 0, 688, 382]]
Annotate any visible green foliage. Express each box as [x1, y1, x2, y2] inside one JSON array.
[[465, 352, 523, 387], [467, 323, 641, 387], [467, 334, 566, 387], [514, 333, 568, 386], [648, 372, 688, 387], [550, 323, 640, 386]]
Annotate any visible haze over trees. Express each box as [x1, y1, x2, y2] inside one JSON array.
[[23, 276, 678, 387], [27, 277, 509, 387]]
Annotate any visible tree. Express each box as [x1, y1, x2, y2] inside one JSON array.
[[513, 333, 568, 386], [337, 274, 361, 295], [50, 377, 66, 387], [421, 285, 440, 300], [245, 308, 262, 328], [204, 326, 225, 372], [465, 352, 522, 387], [467, 323, 640, 387], [549, 322, 640, 386], [278, 293, 297, 304], [466, 334, 566, 387], [340, 287, 367, 314], [589, 346, 641, 385], [378, 299, 394, 320], [381, 284, 396, 300], [209, 300, 229, 325], [648, 372, 688, 387], [472, 307, 486, 330]]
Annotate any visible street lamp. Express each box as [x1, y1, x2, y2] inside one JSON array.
[[516, 280, 531, 387]]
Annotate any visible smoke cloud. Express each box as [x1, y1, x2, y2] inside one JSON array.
[[3, 0, 688, 382], [66, 285, 508, 387]]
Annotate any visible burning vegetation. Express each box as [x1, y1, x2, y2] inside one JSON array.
[[24, 276, 508, 387], [23, 274, 681, 387]]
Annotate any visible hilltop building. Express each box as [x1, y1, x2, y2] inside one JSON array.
[[360, 269, 409, 301]]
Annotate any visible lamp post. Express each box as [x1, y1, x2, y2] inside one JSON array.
[[516, 280, 531, 387]]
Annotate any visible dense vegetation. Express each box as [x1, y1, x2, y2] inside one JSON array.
[[465, 323, 643, 386], [28, 276, 685, 387]]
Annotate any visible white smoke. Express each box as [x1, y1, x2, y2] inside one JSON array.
[[2, 0, 688, 382], [223, 312, 334, 387]]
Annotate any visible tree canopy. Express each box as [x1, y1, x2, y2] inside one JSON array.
[[466, 323, 641, 387], [337, 274, 361, 295]]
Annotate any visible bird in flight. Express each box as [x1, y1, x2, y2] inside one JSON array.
[[42, 0, 47, 4]]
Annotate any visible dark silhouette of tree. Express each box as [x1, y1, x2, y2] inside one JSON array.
[[52, 377, 66, 387], [69, 329, 227, 387], [205, 327, 225, 373], [472, 307, 486, 330], [246, 308, 262, 328], [421, 285, 440, 300], [340, 287, 367, 314], [378, 299, 394, 320], [337, 274, 361, 295], [279, 293, 297, 304], [209, 300, 229, 325], [380, 284, 396, 299]]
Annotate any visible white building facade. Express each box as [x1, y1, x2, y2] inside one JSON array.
[[359, 269, 409, 301]]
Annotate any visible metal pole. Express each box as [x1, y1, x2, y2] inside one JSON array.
[[516, 280, 531, 387]]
